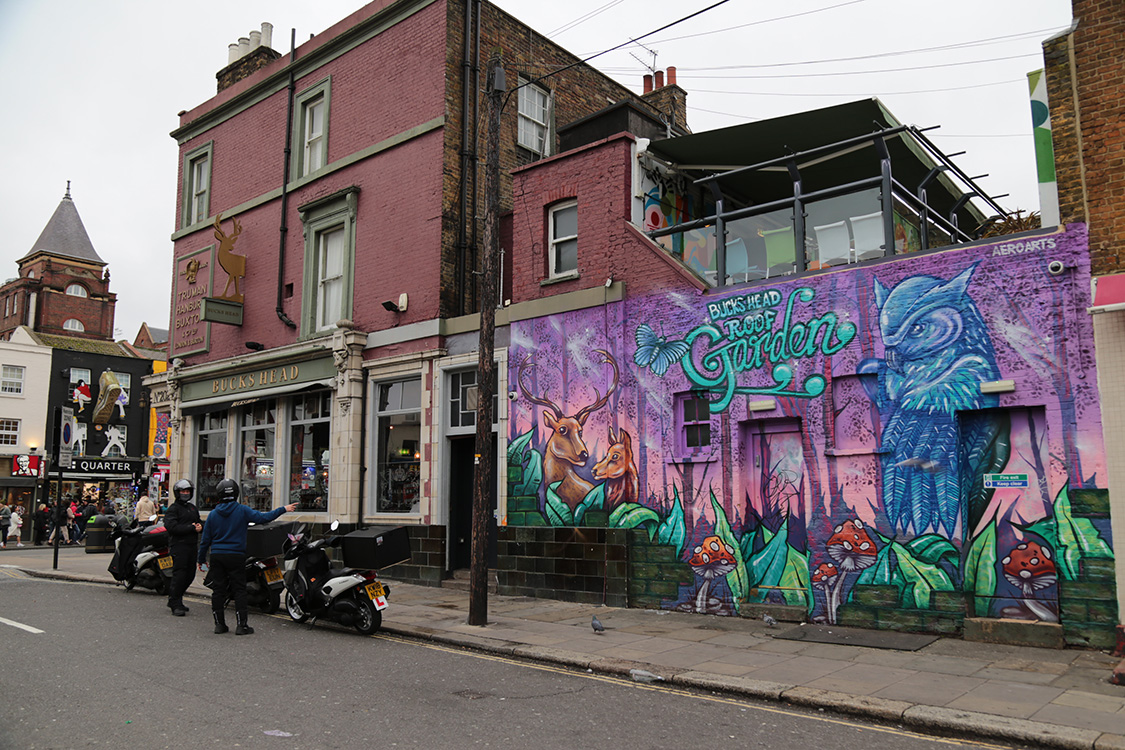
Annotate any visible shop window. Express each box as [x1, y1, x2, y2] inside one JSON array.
[[298, 187, 357, 339], [194, 412, 228, 511], [0, 418, 18, 446], [288, 391, 331, 512], [1, 364, 24, 395], [239, 400, 276, 513], [372, 379, 421, 515]]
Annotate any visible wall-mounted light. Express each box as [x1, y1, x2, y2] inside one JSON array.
[[748, 398, 777, 412], [980, 379, 1016, 394], [245, 341, 265, 351], [382, 293, 408, 313]]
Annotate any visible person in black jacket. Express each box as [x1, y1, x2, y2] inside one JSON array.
[[163, 479, 202, 617]]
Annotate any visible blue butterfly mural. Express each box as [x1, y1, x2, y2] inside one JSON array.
[[859, 264, 1007, 536], [634, 323, 690, 376]]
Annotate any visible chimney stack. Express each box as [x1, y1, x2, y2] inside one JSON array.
[[217, 22, 282, 93], [667, 66, 676, 86], [654, 70, 664, 89], [643, 74, 653, 94]]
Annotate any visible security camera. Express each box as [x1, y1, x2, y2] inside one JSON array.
[[507, 390, 518, 401], [1048, 260, 1067, 276]]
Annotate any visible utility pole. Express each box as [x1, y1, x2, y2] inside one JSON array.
[[469, 52, 504, 626]]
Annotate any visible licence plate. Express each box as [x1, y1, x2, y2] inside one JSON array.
[[263, 567, 282, 584], [157, 556, 173, 570], [365, 581, 386, 600]]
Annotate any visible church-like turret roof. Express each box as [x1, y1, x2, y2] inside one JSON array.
[[20, 184, 105, 266]]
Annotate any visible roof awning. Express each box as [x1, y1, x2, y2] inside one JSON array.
[[1090, 273, 1125, 313]]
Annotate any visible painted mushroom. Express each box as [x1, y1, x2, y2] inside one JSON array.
[[688, 535, 738, 612], [1001, 541, 1059, 622], [811, 562, 840, 624], [824, 519, 879, 623]]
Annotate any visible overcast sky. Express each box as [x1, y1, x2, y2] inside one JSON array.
[[0, 0, 1072, 341]]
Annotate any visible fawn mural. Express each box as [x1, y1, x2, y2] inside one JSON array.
[[507, 224, 1114, 637]]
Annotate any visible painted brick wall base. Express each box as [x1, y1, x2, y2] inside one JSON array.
[[496, 527, 628, 606], [1059, 490, 1118, 650], [382, 525, 446, 586], [628, 530, 693, 609]]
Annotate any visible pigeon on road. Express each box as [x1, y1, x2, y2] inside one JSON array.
[[591, 614, 606, 634], [762, 614, 778, 628]]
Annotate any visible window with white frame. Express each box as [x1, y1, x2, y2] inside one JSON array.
[[239, 400, 277, 513], [294, 78, 330, 178], [289, 391, 331, 512], [0, 419, 18, 446], [549, 201, 578, 278], [518, 79, 551, 155], [298, 188, 357, 339], [65, 284, 87, 297], [112, 371, 131, 413], [3, 296, 9, 317], [181, 142, 213, 228], [447, 369, 498, 434], [677, 392, 712, 456], [1, 365, 25, 394], [63, 318, 84, 332], [194, 412, 228, 511], [372, 379, 421, 514]]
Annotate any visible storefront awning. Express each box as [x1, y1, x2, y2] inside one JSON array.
[[1090, 273, 1125, 313], [0, 477, 37, 488], [180, 379, 334, 417]]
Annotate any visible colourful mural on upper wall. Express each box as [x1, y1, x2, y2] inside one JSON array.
[[506, 224, 1114, 628]]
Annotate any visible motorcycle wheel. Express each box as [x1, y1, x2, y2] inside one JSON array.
[[154, 574, 167, 595], [285, 591, 309, 623], [354, 597, 382, 636], [124, 576, 136, 592], [262, 587, 281, 615]]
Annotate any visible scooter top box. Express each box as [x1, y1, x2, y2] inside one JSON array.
[[246, 520, 299, 559], [341, 525, 411, 570]]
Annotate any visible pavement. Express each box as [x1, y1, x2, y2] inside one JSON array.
[[4, 544, 1124, 749]]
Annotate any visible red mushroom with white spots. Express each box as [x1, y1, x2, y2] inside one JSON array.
[[689, 535, 738, 613], [1002, 540, 1059, 622], [822, 519, 879, 624], [812, 562, 842, 624]]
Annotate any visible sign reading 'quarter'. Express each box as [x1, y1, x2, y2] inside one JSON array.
[[73, 458, 147, 476]]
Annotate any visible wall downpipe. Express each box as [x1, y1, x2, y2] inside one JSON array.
[[469, 0, 482, 312], [276, 28, 298, 329]]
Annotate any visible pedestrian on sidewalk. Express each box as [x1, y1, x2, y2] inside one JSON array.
[[197, 479, 296, 636], [33, 504, 47, 545], [0, 502, 10, 549], [6, 504, 23, 547], [134, 495, 158, 524], [163, 479, 202, 617], [47, 501, 71, 545]]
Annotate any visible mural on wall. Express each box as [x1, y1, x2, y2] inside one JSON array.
[[507, 224, 1113, 627]]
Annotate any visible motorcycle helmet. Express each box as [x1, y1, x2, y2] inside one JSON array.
[[216, 478, 240, 503], [173, 479, 194, 504]]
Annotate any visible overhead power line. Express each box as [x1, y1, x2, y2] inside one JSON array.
[[687, 78, 1021, 97]]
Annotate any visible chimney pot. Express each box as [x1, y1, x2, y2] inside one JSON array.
[[260, 22, 273, 50], [643, 74, 653, 94], [655, 70, 664, 89], [228, 43, 240, 65], [237, 36, 250, 58], [249, 30, 261, 50], [667, 66, 677, 86]]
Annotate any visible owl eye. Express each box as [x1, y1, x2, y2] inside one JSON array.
[[909, 323, 926, 337]]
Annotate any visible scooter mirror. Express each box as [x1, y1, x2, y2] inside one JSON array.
[[330, 520, 340, 532]]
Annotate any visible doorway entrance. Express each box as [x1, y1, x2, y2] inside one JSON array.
[[447, 435, 497, 571]]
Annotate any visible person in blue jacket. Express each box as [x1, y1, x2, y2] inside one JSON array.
[[198, 478, 296, 635]]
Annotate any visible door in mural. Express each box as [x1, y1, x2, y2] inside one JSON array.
[[959, 407, 1058, 622], [742, 418, 807, 606], [448, 435, 497, 571]]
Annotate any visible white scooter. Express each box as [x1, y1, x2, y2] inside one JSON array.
[[281, 521, 389, 635], [108, 515, 173, 593]]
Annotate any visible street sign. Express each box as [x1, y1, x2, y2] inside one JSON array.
[[984, 473, 1029, 488], [58, 407, 76, 469]]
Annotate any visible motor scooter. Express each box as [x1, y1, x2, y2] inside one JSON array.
[[281, 521, 390, 635], [107, 515, 173, 593], [246, 553, 285, 613]]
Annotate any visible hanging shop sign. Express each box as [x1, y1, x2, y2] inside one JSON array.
[[171, 246, 214, 358]]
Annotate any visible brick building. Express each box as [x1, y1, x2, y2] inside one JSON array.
[[157, 0, 687, 571]]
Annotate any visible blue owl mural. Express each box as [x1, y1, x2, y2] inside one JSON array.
[[860, 264, 1006, 537]]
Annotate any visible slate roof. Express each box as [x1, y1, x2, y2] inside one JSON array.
[[20, 189, 105, 265], [22, 329, 134, 357]]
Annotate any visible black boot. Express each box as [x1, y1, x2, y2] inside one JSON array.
[[212, 610, 229, 634], [235, 611, 254, 636]]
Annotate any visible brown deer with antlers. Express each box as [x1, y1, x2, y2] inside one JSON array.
[[592, 427, 639, 511], [213, 214, 246, 303], [518, 350, 619, 511]]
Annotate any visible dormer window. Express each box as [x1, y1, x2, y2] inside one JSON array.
[[63, 318, 84, 332], [66, 284, 87, 297]]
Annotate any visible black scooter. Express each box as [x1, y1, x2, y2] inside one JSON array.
[[281, 521, 389, 635]]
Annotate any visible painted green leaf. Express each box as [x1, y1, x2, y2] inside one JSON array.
[[507, 429, 542, 498], [904, 534, 959, 566], [545, 482, 573, 527], [1053, 483, 1114, 580], [855, 537, 893, 589], [891, 541, 955, 609], [608, 502, 660, 537], [711, 493, 749, 611], [739, 528, 758, 578], [749, 519, 790, 593], [573, 483, 605, 526], [779, 544, 812, 608], [963, 515, 997, 616], [655, 486, 686, 557]]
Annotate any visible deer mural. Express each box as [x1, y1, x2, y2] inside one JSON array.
[[213, 214, 246, 303], [592, 427, 639, 511], [518, 350, 619, 511]]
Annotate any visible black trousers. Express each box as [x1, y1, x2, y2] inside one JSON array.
[[209, 552, 248, 613], [168, 542, 197, 607]]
